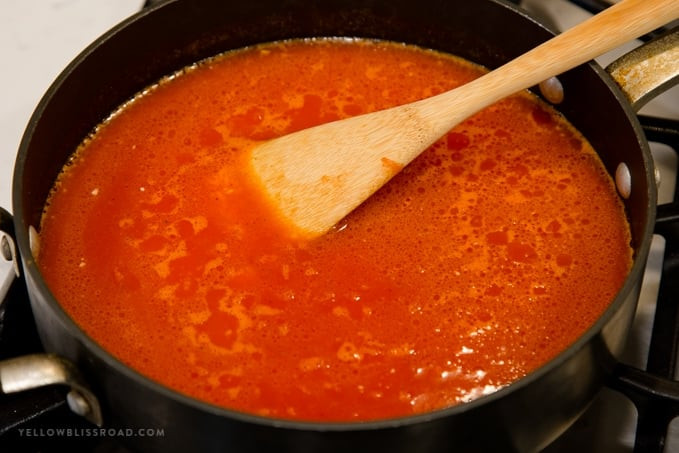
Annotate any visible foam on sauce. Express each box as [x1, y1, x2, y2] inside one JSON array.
[[38, 38, 632, 421]]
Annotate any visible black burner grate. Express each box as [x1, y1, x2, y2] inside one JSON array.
[[608, 116, 679, 453]]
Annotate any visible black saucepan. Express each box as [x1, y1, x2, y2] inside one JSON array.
[[3, 0, 669, 451]]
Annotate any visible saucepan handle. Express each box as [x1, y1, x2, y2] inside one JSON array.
[[0, 207, 102, 434], [0, 354, 103, 429], [606, 27, 679, 112]]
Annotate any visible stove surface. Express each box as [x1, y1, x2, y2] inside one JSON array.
[[1, 1, 678, 452]]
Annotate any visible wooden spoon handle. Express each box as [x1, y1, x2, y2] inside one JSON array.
[[417, 0, 679, 139]]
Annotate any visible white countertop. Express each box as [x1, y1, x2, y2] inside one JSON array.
[[0, 0, 143, 212]]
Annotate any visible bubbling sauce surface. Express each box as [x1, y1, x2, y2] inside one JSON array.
[[38, 39, 632, 421]]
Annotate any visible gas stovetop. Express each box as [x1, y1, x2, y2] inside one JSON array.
[[1, 1, 678, 452]]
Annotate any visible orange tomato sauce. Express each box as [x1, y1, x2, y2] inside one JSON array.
[[38, 39, 632, 421]]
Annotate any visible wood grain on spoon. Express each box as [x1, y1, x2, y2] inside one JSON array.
[[249, 0, 679, 239]]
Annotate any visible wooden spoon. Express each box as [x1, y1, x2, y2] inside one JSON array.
[[250, 0, 679, 239]]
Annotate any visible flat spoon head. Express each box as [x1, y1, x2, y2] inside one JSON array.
[[249, 0, 679, 239]]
